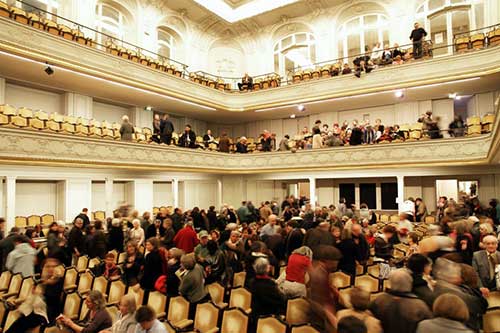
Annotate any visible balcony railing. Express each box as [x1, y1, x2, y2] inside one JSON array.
[[2, 0, 499, 94]]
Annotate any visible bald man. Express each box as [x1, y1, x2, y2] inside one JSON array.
[[473, 235, 500, 296], [260, 214, 278, 238]]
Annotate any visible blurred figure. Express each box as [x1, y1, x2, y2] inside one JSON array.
[[119, 115, 135, 141], [337, 287, 382, 333], [416, 294, 473, 333]]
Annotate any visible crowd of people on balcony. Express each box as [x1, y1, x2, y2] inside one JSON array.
[[115, 111, 469, 152], [0, 188, 499, 332]]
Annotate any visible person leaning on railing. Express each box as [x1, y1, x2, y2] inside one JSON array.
[[238, 73, 254, 91]]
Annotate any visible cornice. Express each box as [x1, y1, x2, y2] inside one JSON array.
[[0, 18, 499, 112], [0, 127, 494, 174]]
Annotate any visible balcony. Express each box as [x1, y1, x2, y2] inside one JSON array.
[[0, 16, 500, 115]]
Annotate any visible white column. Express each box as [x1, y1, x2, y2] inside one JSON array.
[[397, 176, 405, 213], [172, 178, 179, 208], [216, 179, 223, 210], [65, 179, 92, 223], [355, 183, 360, 209], [129, 107, 152, 129], [64, 93, 93, 118], [309, 177, 317, 207], [376, 182, 382, 211], [133, 180, 153, 215], [0, 77, 5, 105], [104, 178, 114, 219], [5, 176, 16, 232]]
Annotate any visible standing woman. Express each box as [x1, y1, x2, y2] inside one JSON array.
[[129, 219, 145, 247], [119, 115, 135, 141], [93, 220, 107, 259], [122, 241, 144, 287], [140, 238, 164, 290], [312, 126, 323, 149], [161, 218, 175, 249]]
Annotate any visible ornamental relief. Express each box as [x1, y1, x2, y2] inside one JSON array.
[[0, 128, 491, 173]]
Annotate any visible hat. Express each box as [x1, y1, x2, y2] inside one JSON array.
[[198, 230, 209, 238]]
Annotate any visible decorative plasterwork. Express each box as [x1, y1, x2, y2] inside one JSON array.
[[0, 127, 493, 174], [0, 18, 499, 112]]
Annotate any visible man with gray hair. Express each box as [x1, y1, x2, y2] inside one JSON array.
[[432, 258, 487, 331], [473, 235, 500, 296], [260, 214, 278, 238], [249, 257, 286, 326], [370, 269, 431, 333]]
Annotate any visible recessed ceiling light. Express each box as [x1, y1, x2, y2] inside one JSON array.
[[145, 106, 152, 111], [290, 114, 296, 119], [394, 90, 404, 98], [448, 93, 457, 99], [297, 104, 305, 111]]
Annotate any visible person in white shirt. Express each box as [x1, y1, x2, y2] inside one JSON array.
[[134, 305, 167, 333], [371, 42, 383, 63], [129, 219, 145, 247], [260, 214, 278, 238], [100, 294, 137, 333]]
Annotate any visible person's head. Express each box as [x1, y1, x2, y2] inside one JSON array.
[[408, 232, 419, 246], [145, 237, 159, 252], [122, 115, 129, 123], [434, 258, 462, 285], [414, 22, 420, 29], [331, 226, 341, 239], [337, 316, 367, 333], [163, 114, 169, 120], [230, 230, 241, 243], [154, 114, 160, 120], [86, 290, 106, 311], [207, 129, 212, 135], [206, 240, 219, 255], [180, 253, 196, 270], [135, 305, 157, 330], [433, 294, 469, 322], [483, 235, 498, 254], [382, 225, 397, 239], [74, 217, 83, 229], [43, 258, 59, 276], [132, 219, 140, 229], [319, 221, 330, 232], [388, 269, 413, 292], [313, 245, 341, 272], [118, 294, 136, 316], [198, 230, 209, 245], [351, 224, 362, 237], [105, 253, 115, 266], [349, 287, 370, 311], [268, 214, 277, 226], [49, 221, 58, 231], [253, 257, 270, 276], [185, 124, 191, 132], [479, 223, 493, 235], [126, 241, 137, 255], [313, 126, 321, 135], [407, 254, 432, 275]]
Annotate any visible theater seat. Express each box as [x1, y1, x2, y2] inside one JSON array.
[[46, 20, 60, 36], [483, 308, 500, 333], [76, 117, 90, 136], [467, 116, 482, 136], [221, 308, 248, 333], [127, 284, 144, 307], [27, 215, 41, 227], [455, 36, 469, 52], [62, 116, 77, 134], [488, 28, 500, 46], [232, 271, 246, 288], [330, 271, 352, 289], [191, 302, 220, 333], [354, 274, 380, 293], [63, 267, 78, 292], [11, 7, 28, 24], [0, 2, 10, 18], [0, 273, 23, 299], [167, 296, 193, 328], [15, 216, 27, 228], [229, 287, 252, 314], [47, 113, 64, 132], [286, 297, 309, 325], [291, 324, 320, 333], [257, 316, 287, 333], [63, 292, 82, 320], [471, 33, 485, 49], [59, 24, 75, 40], [107, 280, 126, 306], [207, 283, 228, 309], [0, 104, 16, 125], [482, 114, 495, 133], [90, 119, 103, 137], [30, 110, 49, 130], [11, 107, 32, 128]]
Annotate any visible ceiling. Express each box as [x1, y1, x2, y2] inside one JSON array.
[[164, 0, 347, 36], [1, 48, 498, 124]]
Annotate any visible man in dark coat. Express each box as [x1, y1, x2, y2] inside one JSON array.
[[303, 221, 334, 251], [67, 218, 85, 258], [284, 220, 304, 258], [74, 208, 90, 229], [160, 114, 174, 145], [207, 206, 218, 231], [178, 125, 197, 148], [409, 22, 427, 59], [0, 227, 20, 271]]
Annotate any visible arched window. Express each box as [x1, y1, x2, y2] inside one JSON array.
[[95, 1, 128, 44], [157, 27, 177, 60], [416, 0, 485, 56], [273, 32, 316, 77], [16, 0, 58, 20], [337, 14, 389, 60]]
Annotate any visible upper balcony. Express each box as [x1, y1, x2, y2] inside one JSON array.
[[0, 7, 499, 118]]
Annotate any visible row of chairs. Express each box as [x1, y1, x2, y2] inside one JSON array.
[[189, 73, 232, 92], [14, 213, 54, 228], [455, 28, 500, 53]]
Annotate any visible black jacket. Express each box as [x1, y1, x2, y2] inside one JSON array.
[[74, 213, 90, 228], [410, 27, 427, 42], [236, 142, 248, 153], [178, 131, 197, 148], [108, 226, 124, 252], [349, 127, 363, 145], [250, 276, 286, 320], [160, 119, 174, 135], [68, 227, 85, 255], [207, 210, 218, 230], [140, 250, 163, 290]]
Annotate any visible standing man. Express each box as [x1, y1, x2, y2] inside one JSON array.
[[160, 114, 174, 145], [74, 208, 90, 229], [152, 114, 161, 143], [68, 218, 85, 260], [238, 73, 253, 91], [409, 22, 427, 59]]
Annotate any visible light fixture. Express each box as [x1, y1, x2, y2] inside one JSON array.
[[448, 93, 457, 99], [145, 106, 152, 111], [394, 90, 404, 98], [297, 104, 305, 111], [44, 63, 54, 76], [290, 114, 296, 119], [455, 95, 462, 100]]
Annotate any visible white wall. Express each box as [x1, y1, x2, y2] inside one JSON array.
[[93, 101, 131, 124], [15, 181, 58, 216], [5, 84, 63, 114], [153, 182, 174, 207], [91, 182, 106, 212], [183, 180, 217, 209]]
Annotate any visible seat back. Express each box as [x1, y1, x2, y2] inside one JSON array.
[[256, 316, 287, 333], [94, 211, 106, 221], [167, 296, 189, 324], [7, 273, 23, 295], [41, 214, 55, 225], [63, 267, 78, 291], [483, 308, 500, 333], [229, 287, 252, 313], [233, 271, 246, 287], [291, 324, 320, 333], [77, 271, 94, 294], [127, 285, 144, 307], [106, 305, 120, 324], [354, 275, 380, 293], [0, 271, 12, 290], [3, 309, 22, 332], [15, 216, 27, 228], [207, 283, 225, 306], [93, 276, 109, 297], [286, 297, 309, 325], [329, 271, 352, 289], [88, 257, 101, 269], [27, 215, 41, 227], [194, 302, 220, 332], [17, 277, 35, 300], [76, 255, 89, 272], [108, 280, 127, 305], [221, 308, 248, 333], [63, 292, 82, 320]]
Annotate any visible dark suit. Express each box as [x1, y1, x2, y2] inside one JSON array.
[[74, 213, 90, 229], [472, 250, 500, 290], [238, 76, 253, 91], [178, 130, 196, 148], [160, 119, 174, 145]]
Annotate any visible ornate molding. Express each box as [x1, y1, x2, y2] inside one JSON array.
[[0, 127, 493, 173], [0, 18, 499, 112]]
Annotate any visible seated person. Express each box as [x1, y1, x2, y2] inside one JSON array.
[[135, 305, 167, 333], [203, 129, 217, 148], [178, 125, 197, 148], [57, 290, 112, 333], [353, 48, 373, 78], [391, 43, 406, 59], [238, 73, 253, 91], [377, 128, 393, 143], [91, 253, 121, 280], [342, 63, 352, 74], [5, 284, 48, 333], [236, 136, 248, 153], [99, 294, 137, 333], [392, 55, 404, 65], [331, 63, 341, 76], [381, 44, 393, 64]]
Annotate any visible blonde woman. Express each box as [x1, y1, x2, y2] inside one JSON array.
[[129, 219, 145, 247]]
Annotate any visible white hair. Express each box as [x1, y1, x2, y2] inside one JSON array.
[[122, 115, 129, 122]]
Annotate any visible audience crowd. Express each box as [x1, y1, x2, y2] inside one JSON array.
[[0, 192, 499, 333]]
